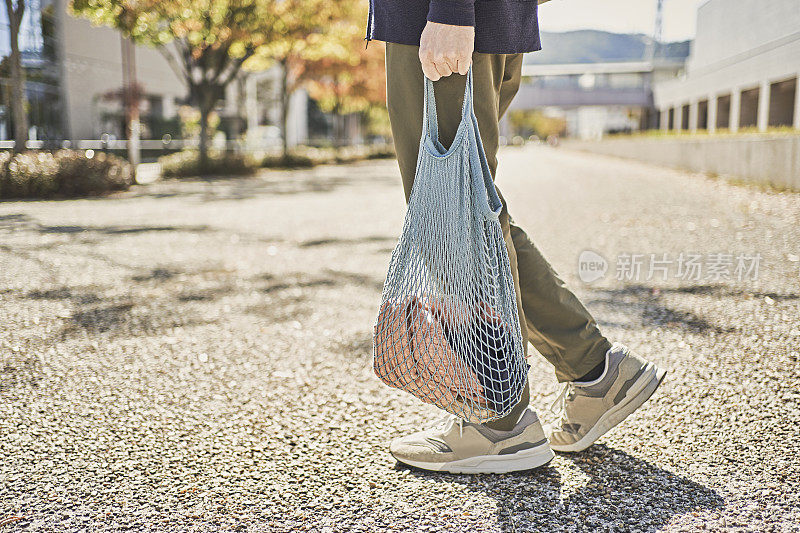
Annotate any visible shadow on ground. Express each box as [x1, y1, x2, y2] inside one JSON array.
[[0, 164, 397, 205], [399, 444, 723, 531], [0, 212, 213, 237], [9, 267, 383, 345], [582, 283, 794, 335], [125, 166, 398, 203]]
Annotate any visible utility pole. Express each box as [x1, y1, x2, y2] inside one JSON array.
[[646, 0, 665, 65], [120, 35, 141, 176], [644, 0, 665, 130]]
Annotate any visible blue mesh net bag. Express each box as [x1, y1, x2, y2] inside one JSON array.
[[373, 68, 528, 424]]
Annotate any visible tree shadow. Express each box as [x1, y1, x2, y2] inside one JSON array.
[[594, 283, 798, 302], [258, 269, 384, 294], [0, 213, 33, 231], [0, 212, 213, 238], [25, 287, 102, 304], [653, 283, 799, 302], [398, 444, 723, 531], [35, 223, 212, 236], [130, 268, 180, 282], [126, 165, 398, 203], [585, 284, 740, 335], [14, 276, 222, 342], [0, 353, 43, 393], [298, 235, 396, 248]]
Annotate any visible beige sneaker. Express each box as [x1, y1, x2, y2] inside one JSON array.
[[548, 343, 667, 453], [390, 409, 554, 474]]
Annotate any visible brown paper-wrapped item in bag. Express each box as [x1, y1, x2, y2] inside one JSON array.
[[373, 296, 494, 419]]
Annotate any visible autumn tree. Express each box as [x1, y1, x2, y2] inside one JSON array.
[[70, 0, 279, 169], [249, 0, 354, 156], [303, 7, 386, 145], [508, 109, 567, 139], [3, 0, 29, 152]]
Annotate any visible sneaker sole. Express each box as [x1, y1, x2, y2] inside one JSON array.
[[394, 441, 555, 474], [550, 363, 667, 453]]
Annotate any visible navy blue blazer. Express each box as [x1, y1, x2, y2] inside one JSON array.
[[366, 0, 542, 54]]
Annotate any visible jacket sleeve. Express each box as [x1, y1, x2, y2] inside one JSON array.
[[426, 0, 475, 27]]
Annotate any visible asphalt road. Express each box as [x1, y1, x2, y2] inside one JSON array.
[[1, 145, 799, 532]]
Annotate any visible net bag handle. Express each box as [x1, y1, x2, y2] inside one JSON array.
[[421, 66, 504, 220], [422, 67, 473, 144]]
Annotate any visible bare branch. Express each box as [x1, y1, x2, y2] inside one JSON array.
[[156, 41, 191, 89], [218, 51, 255, 88]]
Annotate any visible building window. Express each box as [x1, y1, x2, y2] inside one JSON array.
[[768, 77, 796, 128], [697, 99, 708, 130], [717, 94, 731, 129], [739, 87, 759, 129], [0, 0, 62, 141]]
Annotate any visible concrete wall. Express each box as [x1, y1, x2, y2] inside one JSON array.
[[561, 135, 800, 191]]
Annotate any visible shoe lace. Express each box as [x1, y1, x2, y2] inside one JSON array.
[[549, 382, 574, 420], [428, 414, 465, 438]]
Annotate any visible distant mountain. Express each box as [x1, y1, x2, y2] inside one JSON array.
[[524, 30, 691, 64]]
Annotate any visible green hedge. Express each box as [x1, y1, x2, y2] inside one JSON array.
[[258, 144, 396, 169], [259, 151, 317, 169], [0, 150, 133, 200], [159, 151, 258, 178], [158, 145, 396, 178]]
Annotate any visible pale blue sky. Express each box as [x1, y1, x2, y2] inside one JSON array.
[[538, 0, 708, 42]]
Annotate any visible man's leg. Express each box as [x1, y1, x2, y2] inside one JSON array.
[[386, 43, 530, 431], [384, 44, 556, 473], [487, 58, 666, 454], [487, 54, 665, 455], [510, 224, 612, 382], [384, 43, 664, 461], [489, 53, 613, 384]]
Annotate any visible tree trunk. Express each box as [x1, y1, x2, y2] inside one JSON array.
[[195, 80, 221, 172], [121, 36, 141, 173], [198, 102, 211, 171], [235, 74, 247, 140], [333, 103, 344, 148], [280, 60, 289, 158], [6, 0, 29, 153]]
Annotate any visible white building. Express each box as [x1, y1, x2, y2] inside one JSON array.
[[2, 0, 309, 147], [54, 1, 184, 142], [510, 59, 685, 139], [653, 0, 800, 132]]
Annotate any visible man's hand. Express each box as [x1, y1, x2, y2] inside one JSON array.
[[419, 22, 474, 81]]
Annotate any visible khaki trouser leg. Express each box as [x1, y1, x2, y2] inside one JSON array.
[[385, 43, 610, 430], [509, 222, 612, 382]]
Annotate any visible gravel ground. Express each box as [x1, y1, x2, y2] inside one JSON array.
[[1, 145, 799, 532]]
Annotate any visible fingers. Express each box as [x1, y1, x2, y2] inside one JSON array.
[[436, 59, 453, 78], [420, 52, 453, 81], [421, 58, 443, 81], [420, 52, 471, 81]]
